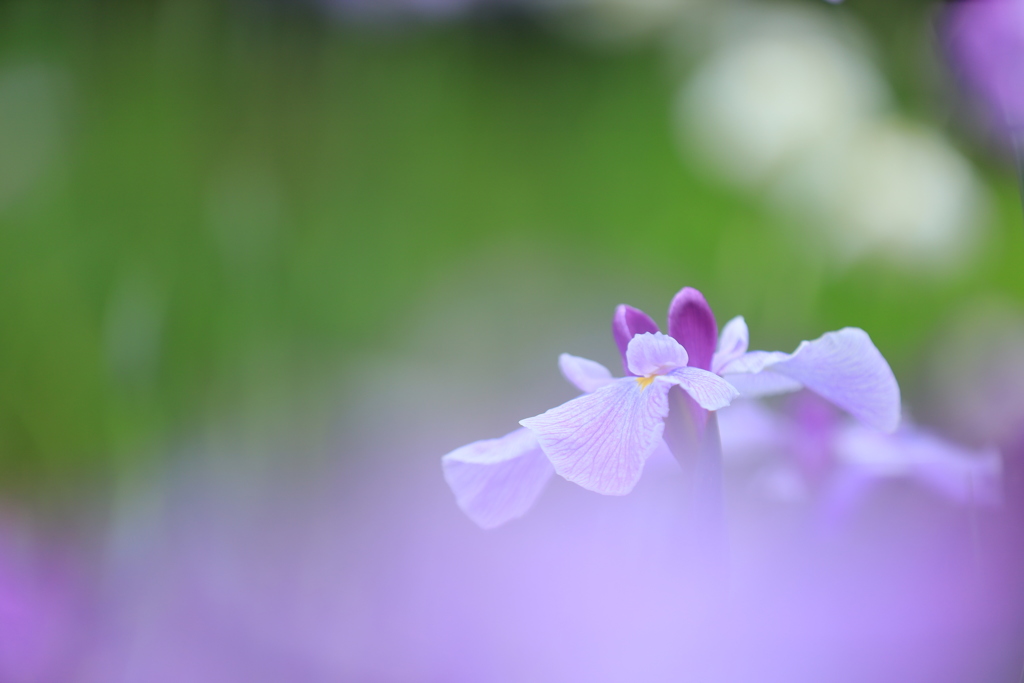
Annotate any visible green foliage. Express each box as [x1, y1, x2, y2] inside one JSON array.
[[0, 0, 1019, 504]]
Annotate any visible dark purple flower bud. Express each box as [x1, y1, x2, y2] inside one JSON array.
[[667, 287, 718, 373]]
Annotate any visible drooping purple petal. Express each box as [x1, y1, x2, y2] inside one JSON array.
[[770, 328, 901, 433], [520, 377, 671, 495], [559, 354, 616, 393], [612, 305, 660, 375], [442, 427, 555, 529], [717, 330, 900, 433], [663, 367, 739, 411], [667, 287, 718, 372], [626, 332, 689, 377], [712, 316, 749, 374]]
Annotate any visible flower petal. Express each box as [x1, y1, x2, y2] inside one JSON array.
[[663, 367, 739, 410], [718, 350, 791, 375], [719, 350, 802, 396], [723, 370, 804, 397], [520, 377, 670, 495], [558, 354, 615, 393], [612, 305, 660, 375], [626, 332, 689, 377], [717, 329, 901, 433], [711, 316, 749, 374], [667, 287, 718, 372], [770, 328, 901, 433], [442, 427, 555, 529]]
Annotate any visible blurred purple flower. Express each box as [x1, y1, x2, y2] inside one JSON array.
[[943, 0, 1024, 135], [444, 286, 900, 528], [0, 520, 89, 683], [83, 431, 1019, 683], [720, 394, 1002, 514]]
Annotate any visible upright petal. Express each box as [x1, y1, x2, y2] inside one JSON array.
[[663, 367, 739, 410], [612, 305, 659, 375], [771, 328, 901, 433], [626, 332, 689, 377], [712, 316, 749, 374], [667, 287, 718, 372], [442, 427, 555, 529], [558, 354, 615, 393], [520, 377, 671, 495]]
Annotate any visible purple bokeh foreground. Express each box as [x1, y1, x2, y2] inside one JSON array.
[[3, 432, 1022, 682]]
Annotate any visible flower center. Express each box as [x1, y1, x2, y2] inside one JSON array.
[[635, 375, 656, 390]]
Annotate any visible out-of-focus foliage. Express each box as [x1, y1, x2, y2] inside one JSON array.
[[0, 0, 1021, 506]]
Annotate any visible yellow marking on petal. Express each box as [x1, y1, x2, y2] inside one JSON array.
[[636, 375, 656, 390]]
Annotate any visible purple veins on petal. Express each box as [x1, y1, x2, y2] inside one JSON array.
[[612, 305, 659, 375], [442, 427, 555, 529], [520, 378, 672, 496], [718, 328, 901, 433], [559, 354, 616, 393], [769, 328, 901, 434], [625, 332, 689, 377], [667, 287, 718, 372]]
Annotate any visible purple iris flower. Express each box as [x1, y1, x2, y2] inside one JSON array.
[[443, 286, 900, 528], [943, 0, 1024, 135]]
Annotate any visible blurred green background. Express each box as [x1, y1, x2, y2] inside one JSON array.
[[0, 0, 1020, 510]]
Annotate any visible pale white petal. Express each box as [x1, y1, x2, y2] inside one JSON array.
[[442, 427, 555, 529], [520, 377, 671, 496], [663, 367, 738, 411], [724, 370, 803, 398], [712, 316, 750, 374], [771, 328, 901, 433], [626, 332, 689, 377], [558, 353, 616, 393]]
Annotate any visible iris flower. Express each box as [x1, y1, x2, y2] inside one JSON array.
[[442, 287, 900, 528]]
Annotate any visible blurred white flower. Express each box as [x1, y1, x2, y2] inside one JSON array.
[[679, 6, 886, 185], [776, 119, 986, 269], [677, 3, 986, 272]]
